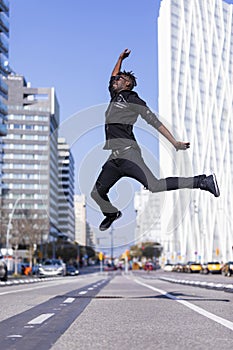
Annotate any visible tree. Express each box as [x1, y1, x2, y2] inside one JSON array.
[[129, 241, 163, 260], [11, 209, 48, 270]]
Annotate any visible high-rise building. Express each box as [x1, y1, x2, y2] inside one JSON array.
[[86, 222, 95, 248], [158, 0, 233, 262], [1, 75, 60, 248], [58, 137, 75, 241], [0, 0, 9, 197], [74, 194, 86, 246]]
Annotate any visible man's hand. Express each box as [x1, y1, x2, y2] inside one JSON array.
[[175, 141, 190, 151], [119, 49, 131, 60], [112, 49, 131, 76]]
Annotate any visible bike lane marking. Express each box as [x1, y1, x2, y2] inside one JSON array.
[[28, 313, 55, 325], [63, 297, 75, 303], [0, 278, 111, 350], [134, 278, 233, 331]]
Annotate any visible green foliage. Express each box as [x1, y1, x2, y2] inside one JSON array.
[[130, 241, 163, 259]]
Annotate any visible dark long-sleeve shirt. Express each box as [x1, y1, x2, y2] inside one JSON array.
[[104, 77, 162, 150]]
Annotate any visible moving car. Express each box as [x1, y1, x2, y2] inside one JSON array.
[[66, 265, 79, 276], [201, 261, 221, 274], [0, 255, 7, 281], [38, 259, 66, 277], [221, 261, 233, 277]]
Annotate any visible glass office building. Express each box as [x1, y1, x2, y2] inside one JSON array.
[[0, 0, 9, 199]]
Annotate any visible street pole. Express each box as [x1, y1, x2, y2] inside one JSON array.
[[110, 226, 114, 266], [6, 197, 22, 271]]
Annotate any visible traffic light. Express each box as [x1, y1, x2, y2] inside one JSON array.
[[98, 252, 104, 261]]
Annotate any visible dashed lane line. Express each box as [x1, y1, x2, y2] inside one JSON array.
[[28, 313, 55, 325], [63, 297, 75, 303], [134, 278, 233, 332]]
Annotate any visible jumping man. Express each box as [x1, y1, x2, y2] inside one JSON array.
[[91, 49, 220, 231]]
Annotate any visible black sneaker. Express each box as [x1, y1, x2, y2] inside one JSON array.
[[99, 211, 122, 231], [200, 173, 220, 197]]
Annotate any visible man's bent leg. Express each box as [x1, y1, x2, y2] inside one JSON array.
[[91, 159, 122, 215]]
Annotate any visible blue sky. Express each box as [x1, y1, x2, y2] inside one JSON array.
[[10, 0, 161, 117]]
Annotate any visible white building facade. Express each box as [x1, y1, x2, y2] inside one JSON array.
[[74, 194, 86, 246], [158, 0, 233, 262], [1, 75, 60, 244], [58, 138, 75, 241]]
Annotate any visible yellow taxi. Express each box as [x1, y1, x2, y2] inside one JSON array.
[[201, 261, 222, 274], [185, 261, 202, 273]]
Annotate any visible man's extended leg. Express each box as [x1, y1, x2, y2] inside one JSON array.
[[118, 147, 219, 196]]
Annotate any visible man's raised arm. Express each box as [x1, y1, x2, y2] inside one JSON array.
[[111, 49, 131, 77]]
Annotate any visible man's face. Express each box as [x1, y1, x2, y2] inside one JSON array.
[[112, 75, 131, 92]]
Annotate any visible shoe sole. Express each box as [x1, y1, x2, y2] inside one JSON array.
[[213, 173, 220, 197], [99, 211, 122, 231]]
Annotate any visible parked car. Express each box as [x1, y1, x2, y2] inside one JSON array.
[[66, 265, 79, 276], [185, 261, 202, 273], [163, 263, 175, 272], [38, 259, 66, 277], [0, 255, 7, 281], [174, 263, 186, 272], [201, 261, 222, 274], [221, 261, 233, 277]]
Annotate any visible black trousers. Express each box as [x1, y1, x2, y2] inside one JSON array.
[[91, 147, 202, 216]]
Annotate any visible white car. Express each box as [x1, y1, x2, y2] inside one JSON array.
[[38, 259, 66, 277], [163, 264, 174, 272]]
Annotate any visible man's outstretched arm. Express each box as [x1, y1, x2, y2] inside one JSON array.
[[157, 124, 190, 151], [111, 49, 131, 76]]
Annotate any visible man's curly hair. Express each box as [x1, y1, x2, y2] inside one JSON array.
[[119, 70, 137, 90]]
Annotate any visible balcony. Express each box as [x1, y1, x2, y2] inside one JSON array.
[[0, 32, 8, 54], [0, 0, 9, 13], [0, 75, 7, 95], [0, 12, 9, 35], [0, 97, 7, 117], [0, 121, 7, 136]]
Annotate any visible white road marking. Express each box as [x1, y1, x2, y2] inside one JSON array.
[[28, 313, 54, 325], [7, 334, 23, 338], [63, 297, 75, 303], [79, 291, 87, 295], [88, 287, 94, 290], [134, 278, 233, 331]]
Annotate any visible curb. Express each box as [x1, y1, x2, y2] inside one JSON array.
[[0, 277, 64, 287], [160, 277, 233, 293]]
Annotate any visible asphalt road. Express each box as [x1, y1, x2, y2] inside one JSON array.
[[1, 269, 233, 350]]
